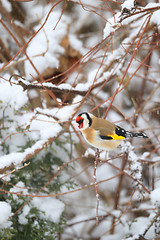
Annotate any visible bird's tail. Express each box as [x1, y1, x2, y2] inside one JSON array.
[[126, 131, 148, 138]]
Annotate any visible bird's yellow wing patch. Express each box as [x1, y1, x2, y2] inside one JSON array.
[[98, 126, 126, 141], [108, 133, 126, 140]]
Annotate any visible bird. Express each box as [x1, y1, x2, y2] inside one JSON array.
[[76, 112, 148, 151]]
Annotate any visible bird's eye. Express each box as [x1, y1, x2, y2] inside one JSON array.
[[78, 119, 83, 124], [76, 117, 84, 129]]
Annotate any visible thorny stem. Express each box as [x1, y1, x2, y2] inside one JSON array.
[[94, 148, 100, 225]]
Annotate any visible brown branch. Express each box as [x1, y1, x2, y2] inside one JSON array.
[[0, 162, 30, 180], [104, 14, 152, 119], [0, 0, 64, 73], [18, 79, 88, 96], [119, 5, 160, 23], [0, 171, 125, 198], [110, 153, 128, 234], [1, 155, 151, 198], [9, 74, 114, 98], [142, 210, 160, 237]]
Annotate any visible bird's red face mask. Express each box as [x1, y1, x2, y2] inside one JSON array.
[[76, 116, 84, 129]]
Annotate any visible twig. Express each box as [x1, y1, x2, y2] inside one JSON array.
[[9, 74, 111, 98], [110, 152, 128, 234], [94, 148, 100, 225], [142, 210, 160, 237], [0, 130, 64, 174], [0, 0, 64, 73], [0, 162, 30, 180], [104, 14, 152, 119]]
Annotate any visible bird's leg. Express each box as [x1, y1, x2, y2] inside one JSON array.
[[94, 148, 100, 225]]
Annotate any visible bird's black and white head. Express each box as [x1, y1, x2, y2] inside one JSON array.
[[76, 112, 92, 130]]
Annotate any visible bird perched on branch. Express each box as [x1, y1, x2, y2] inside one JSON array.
[[76, 112, 148, 151]]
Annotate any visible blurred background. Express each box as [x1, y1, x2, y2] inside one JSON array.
[[0, 0, 160, 239]]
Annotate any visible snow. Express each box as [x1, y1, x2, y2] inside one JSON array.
[[121, 141, 133, 153], [0, 138, 54, 170], [1, 0, 12, 12], [0, 110, 63, 169], [24, 9, 70, 79], [21, 2, 49, 24], [148, 3, 160, 26], [84, 148, 95, 157], [0, 0, 160, 238], [140, 152, 150, 160], [84, 148, 118, 191], [18, 205, 30, 225], [14, 185, 65, 224], [28, 89, 39, 99], [10, 181, 28, 194], [16, 76, 105, 95], [97, 163, 118, 191], [0, 152, 25, 170], [78, 0, 100, 5], [40, 123, 62, 140], [69, 34, 86, 55], [65, 214, 94, 239], [32, 197, 64, 223], [0, 81, 28, 110], [150, 188, 160, 206], [121, 141, 143, 182], [104, 2, 160, 41], [129, 150, 142, 180], [35, 95, 82, 122], [121, 0, 135, 11], [0, 202, 12, 228], [124, 217, 152, 236], [101, 233, 123, 240], [103, 14, 118, 39]]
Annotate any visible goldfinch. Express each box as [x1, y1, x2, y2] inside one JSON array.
[[76, 112, 148, 151]]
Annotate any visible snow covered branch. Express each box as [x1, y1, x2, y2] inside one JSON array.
[[0, 131, 64, 175]]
